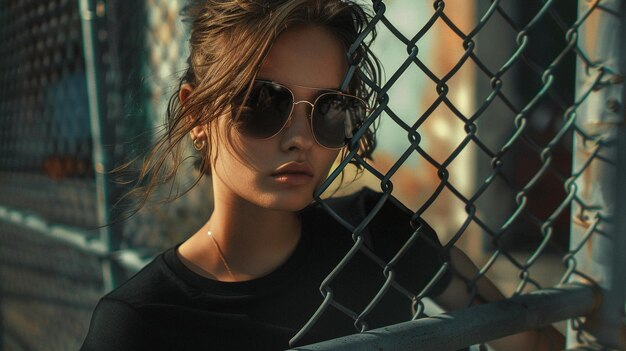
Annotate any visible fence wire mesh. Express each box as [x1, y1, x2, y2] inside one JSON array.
[[296, 0, 616, 348], [0, 0, 621, 350], [0, 0, 214, 348], [0, 2, 104, 349], [0, 0, 97, 228]]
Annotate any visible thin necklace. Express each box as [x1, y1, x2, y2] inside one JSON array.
[[207, 230, 236, 280]]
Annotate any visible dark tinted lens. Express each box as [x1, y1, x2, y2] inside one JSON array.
[[235, 81, 292, 138], [312, 94, 366, 148]]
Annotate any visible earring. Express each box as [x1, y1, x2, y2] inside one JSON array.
[[193, 138, 206, 151]]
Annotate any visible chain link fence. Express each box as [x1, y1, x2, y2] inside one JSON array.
[[0, 0, 624, 350], [0, 1, 99, 349], [294, 0, 624, 348]]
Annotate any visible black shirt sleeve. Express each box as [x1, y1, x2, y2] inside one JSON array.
[[80, 297, 167, 351]]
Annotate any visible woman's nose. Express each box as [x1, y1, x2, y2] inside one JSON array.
[[280, 102, 315, 151]]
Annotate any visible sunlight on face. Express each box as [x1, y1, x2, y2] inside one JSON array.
[[210, 25, 348, 211]]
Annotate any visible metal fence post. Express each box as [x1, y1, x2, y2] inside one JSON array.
[[78, 0, 120, 291], [569, 0, 626, 348]]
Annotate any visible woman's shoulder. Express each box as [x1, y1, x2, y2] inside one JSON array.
[[315, 187, 443, 263], [82, 254, 177, 350], [101, 249, 184, 306], [81, 296, 164, 350], [315, 187, 436, 238], [322, 186, 380, 212], [313, 187, 387, 224], [310, 187, 450, 297]]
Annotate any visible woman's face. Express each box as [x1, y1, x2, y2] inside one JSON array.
[[210, 25, 348, 211]]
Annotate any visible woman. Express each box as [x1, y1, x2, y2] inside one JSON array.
[[81, 1, 562, 350]]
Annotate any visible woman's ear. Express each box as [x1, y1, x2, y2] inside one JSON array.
[[179, 83, 193, 105], [180, 84, 207, 142]]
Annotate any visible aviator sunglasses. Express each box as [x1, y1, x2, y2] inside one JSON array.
[[232, 79, 369, 149]]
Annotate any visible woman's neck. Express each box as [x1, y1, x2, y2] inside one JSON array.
[[177, 192, 303, 282]]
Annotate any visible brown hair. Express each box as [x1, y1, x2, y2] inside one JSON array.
[[121, 0, 382, 214]]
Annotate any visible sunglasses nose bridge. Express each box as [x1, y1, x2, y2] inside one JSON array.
[[284, 100, 316, 141], [291, 100, 315, 120], [293, 100, 315, 109]]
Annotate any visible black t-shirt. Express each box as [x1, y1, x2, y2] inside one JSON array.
[[81, 188, 451, 350]]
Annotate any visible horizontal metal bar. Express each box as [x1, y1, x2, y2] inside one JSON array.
[[0, 205, 152, 273], [0, 205, 105, 254], [290, 283, 597, 351]]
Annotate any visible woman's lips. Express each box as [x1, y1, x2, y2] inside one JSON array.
[[272, 172, 314, 185], [272, 162, 314, 185]]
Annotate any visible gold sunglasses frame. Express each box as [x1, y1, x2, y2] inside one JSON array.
[[239, 79, 370, 150]]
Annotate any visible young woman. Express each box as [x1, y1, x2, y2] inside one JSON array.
[[81, 1, 563, 350]]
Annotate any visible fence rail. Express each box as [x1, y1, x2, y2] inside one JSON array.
[[290, 284, 597, 351]]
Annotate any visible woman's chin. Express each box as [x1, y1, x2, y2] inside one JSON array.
[[256, 191, 314, 212]]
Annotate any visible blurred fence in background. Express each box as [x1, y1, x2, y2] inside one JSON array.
[[0, 1, 208, 349], [0, 0, 624, 350]]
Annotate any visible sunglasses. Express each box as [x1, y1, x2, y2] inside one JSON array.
[[232, 79, 369, 149]]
